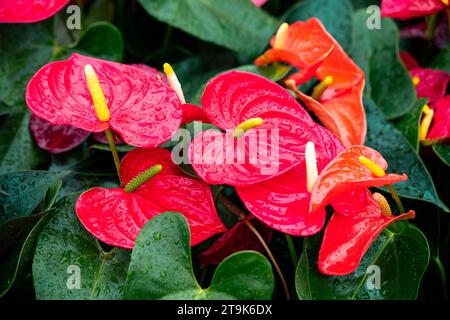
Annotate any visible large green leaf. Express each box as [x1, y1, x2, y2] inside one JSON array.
[[137, 0, 278, 56], [0, 170, 68, 224], [0, 112, 47, 173], [352, 11, 416, 119], [433, 144, 450, 167], [364, 97, 448, 211], [69, 22, 124, 62], [0, 21, 55, 114], [124, 212, 274, 300], [431, 45, 450, 73], [32, 193, 130, 300], [283, 0, 354, 51], [296, 222, 429, 300], [0, 211, 49, 297], [394, 98, 427, 152]]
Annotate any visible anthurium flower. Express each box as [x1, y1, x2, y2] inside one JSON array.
[[255, 18, 366, 147], [381, 0, 448, 19], [251, 0, 268, 7], [400, 17, 450, 49], [308, 145, 414, 275], [236, 129, 344, 236], [188, 70, 321, 187], [29, 114, 90, 154], [0, 0, 69, 23], [75, 147, 226, 248], [426, 96, 450, 141], [26, 53, 183, 148], [400, 52, 450, 104]]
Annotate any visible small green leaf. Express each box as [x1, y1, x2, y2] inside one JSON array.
[[235, 64, 291, 82], [394, 98, 427, 152], [137, 0, 278, 56], [70, 22, 124, 62], [283, 0, 354, 51], [32, 193, 130, 300], [364, 97, 448, 211], [433, 144, 450, 167], [0, 112, 47, 174], [352, 11, 416, 119], [0, 170, 68, 224], [124, 212, 274, 300], [295, 222, 430, 300]]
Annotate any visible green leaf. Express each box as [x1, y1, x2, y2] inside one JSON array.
[[352, 11, 416, 119], [0, 211, 49, 297], [364, 97, 448, 211], [235, 64, 291, 82], [70, 22, 124, 62], [0, 112, 47, 173], [0, 21, 55, 114], [137, 0, 278, 56], [283, 0, 354, 51], [433, 144, 450, 167], [431, 45, 450, 73], [84, 0, 115, 26], [124, 212, 274, 300], [394, 98, 427, 152], [295, 222, 430, 300], [32, 193, 130, 300], [0, 170, 68, 224]]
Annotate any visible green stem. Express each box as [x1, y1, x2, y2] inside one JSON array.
[[426, 15, 438, 40], [285, 235, 298, 269], [219, 195, 291, 300], [387, 185, 404, 214], [434, 257, 448, 300], [105, 129, 121, 184]]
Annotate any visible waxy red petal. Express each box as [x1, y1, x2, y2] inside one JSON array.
[[182, 103, 210, 124], [400, 51, 420, 70], [410, 68, 450, 105], [428, 95, 450, 141], [29, 114, 89, 154], [198, 216, 272, 266], [255, 19, 364, 89], [189, 71, 319, 186], [0, 0, 69, 23], [237, 125, 344, 235], [26, 53, 182, 148], [76, 147, 225, 248], [291, 80, 366, 147], [381, 0, 446, 19], [319, 198, 416, 275], [310, 146, 408, 213]]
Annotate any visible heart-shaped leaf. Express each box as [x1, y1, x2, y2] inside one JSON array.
[[137, 0, 277, 56], [295, 222, 430, 299], [33, 193, 130, 300], [0, 170, 68, 224], [352, 11, 416, 119], [124, 212, 274, 300], [69, 22, 124, 62], [283, 0, 354, 51], [364, 97, 448, 212], [394, 99, 427, 152]]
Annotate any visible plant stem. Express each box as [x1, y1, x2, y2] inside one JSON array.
[[219, 195, 291, 300], [426, 15, 438, 40], [285, 235, 298, 269], [434, 257, 448, 300], [386, 185, 404, 214], [105, 129, 121, 183]]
